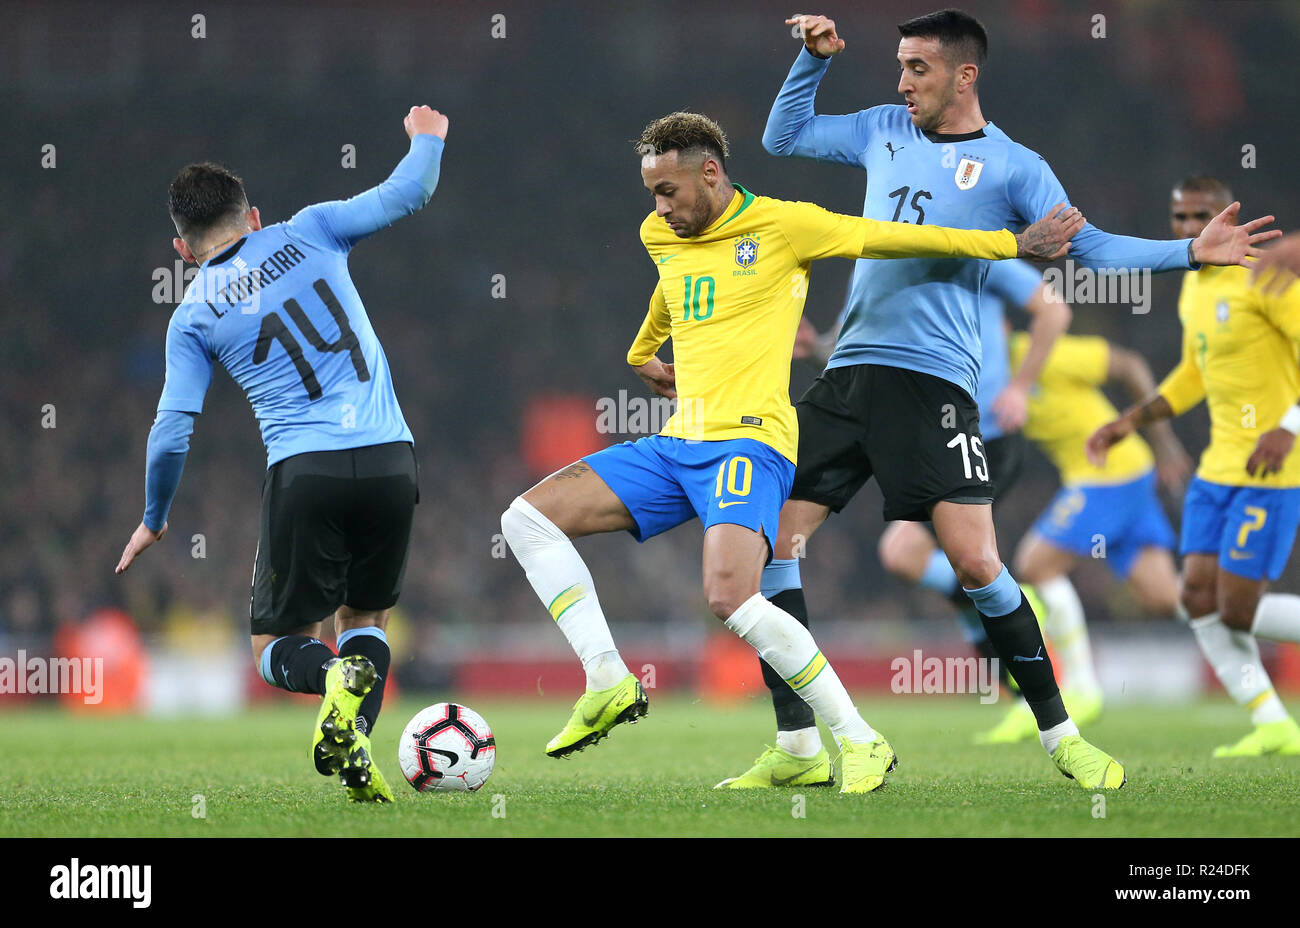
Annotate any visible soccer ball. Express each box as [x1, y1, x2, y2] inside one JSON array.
[[398, 703, 496, 792]]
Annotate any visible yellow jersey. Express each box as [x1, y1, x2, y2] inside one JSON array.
[[1010, 333, 1153, 486], [1157, 265, 1300, 488], [628, 185, 1017, 462]]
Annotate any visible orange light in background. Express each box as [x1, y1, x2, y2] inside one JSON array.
[[521, 393, 608, 478]]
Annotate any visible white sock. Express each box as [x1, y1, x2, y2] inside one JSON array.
[[776, 727, 823, 758], [1039, 718, 1079, 755], [501, 497, 629, 690], [725, 593, 876, 743], [1188, 612, 1288, 724], [1252, 593, 1300, 644], [1036, 575, 1100, 694]]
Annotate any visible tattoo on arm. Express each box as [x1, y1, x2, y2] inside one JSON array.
[[554, 461, 592, 480]]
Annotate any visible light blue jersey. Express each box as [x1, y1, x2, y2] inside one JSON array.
[[141, 134, 443, 531], [764, 48, 1192, 401], [157, 134, 444, 467], [979, 259, 1043, 439]]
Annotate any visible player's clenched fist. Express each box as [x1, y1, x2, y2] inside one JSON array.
[[787, 13, 845, 58], [404, 106, 449, 141]]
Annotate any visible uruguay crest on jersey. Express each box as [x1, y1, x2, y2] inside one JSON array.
[[955, 157, 984, 190], [735, 235, 759, 268]]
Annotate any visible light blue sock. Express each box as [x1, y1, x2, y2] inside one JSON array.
[[337, 626, 388, 648], [963, 565, 1023, 618], [258, 636, 286, 686], [919, 549, 959, 596], [761, 558, 802, 598]]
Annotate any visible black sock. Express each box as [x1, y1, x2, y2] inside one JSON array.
[[976, 594, 1067, 729], [760, 588, 818, 732], [267, 636, 335, 694], [956, 605, 1018, 694], [339, 629, 391, 736]]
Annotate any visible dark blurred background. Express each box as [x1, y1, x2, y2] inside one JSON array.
[[3, 0, 1299, 695]]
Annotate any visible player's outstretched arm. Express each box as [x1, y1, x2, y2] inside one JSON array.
[[856, 203, 1083, 262], [762, 14, 865, 165], [297, 106, 450, 250], [1189, 202, 1281, 268]]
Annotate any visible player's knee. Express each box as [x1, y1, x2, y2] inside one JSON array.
[[704, 579, 752, 621], [877, 523, 913, 577], [950, 548, 1002, 590], [501, 496, 558, 549], [1179, 582, 1216, 620]]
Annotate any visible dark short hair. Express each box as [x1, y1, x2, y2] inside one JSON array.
[[1172, 174, 1233, 203], [168, 162, 249, 239], [635, 112, 729, 169], [898, 8, 988, 70]]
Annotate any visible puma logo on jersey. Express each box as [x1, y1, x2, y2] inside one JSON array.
[[885, 142, 904, 161]]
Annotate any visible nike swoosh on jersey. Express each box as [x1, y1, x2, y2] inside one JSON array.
[[717, 500, 748, 508], [658, 254, 679, 264], [1229, 550, 1255, 560]]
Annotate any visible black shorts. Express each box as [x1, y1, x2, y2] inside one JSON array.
[[250, 441, 419, 637], [790, 364, 995, 522], [984, 430, 1026, 503]]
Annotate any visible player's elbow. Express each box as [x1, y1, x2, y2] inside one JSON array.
[[761, 124, 793, 157]]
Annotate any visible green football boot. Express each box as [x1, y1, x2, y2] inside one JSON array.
[[837, 734, 897, 794], [713, 745, 834, 789], [340, 729, 395, 803], [1213, 718, 1300, 758], [545, 673, 648, 757], [1051, 734, 1126, 789], [312, 655, 376, 777]]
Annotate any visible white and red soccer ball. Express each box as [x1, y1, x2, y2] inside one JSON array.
[[398, 703, 496, 792]]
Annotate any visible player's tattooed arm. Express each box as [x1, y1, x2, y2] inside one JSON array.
[[1085, 394, 1174, 467], [553, 462, 593, 481], [1014, 203, 1085, 261]]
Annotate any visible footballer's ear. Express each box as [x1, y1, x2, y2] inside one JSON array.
[[247, 206, 262, 232], [173, 236, 196, 264]]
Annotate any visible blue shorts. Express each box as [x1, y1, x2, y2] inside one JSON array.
[[583, 436, 794, 553], [1179, 476, 1300, 581], [1032, 470, 1176, 579]]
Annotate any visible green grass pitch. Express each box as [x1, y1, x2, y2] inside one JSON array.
[[3, 695, 1298, 837]]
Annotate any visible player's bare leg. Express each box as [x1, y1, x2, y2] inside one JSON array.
[[706, 521, 893, 792], [1124, 547, 1181, 616], [501, 461, 646, 756], [877, 520, 938, 583], [933, 500, 1124, 787], [1182, 554, 1300, 756]]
